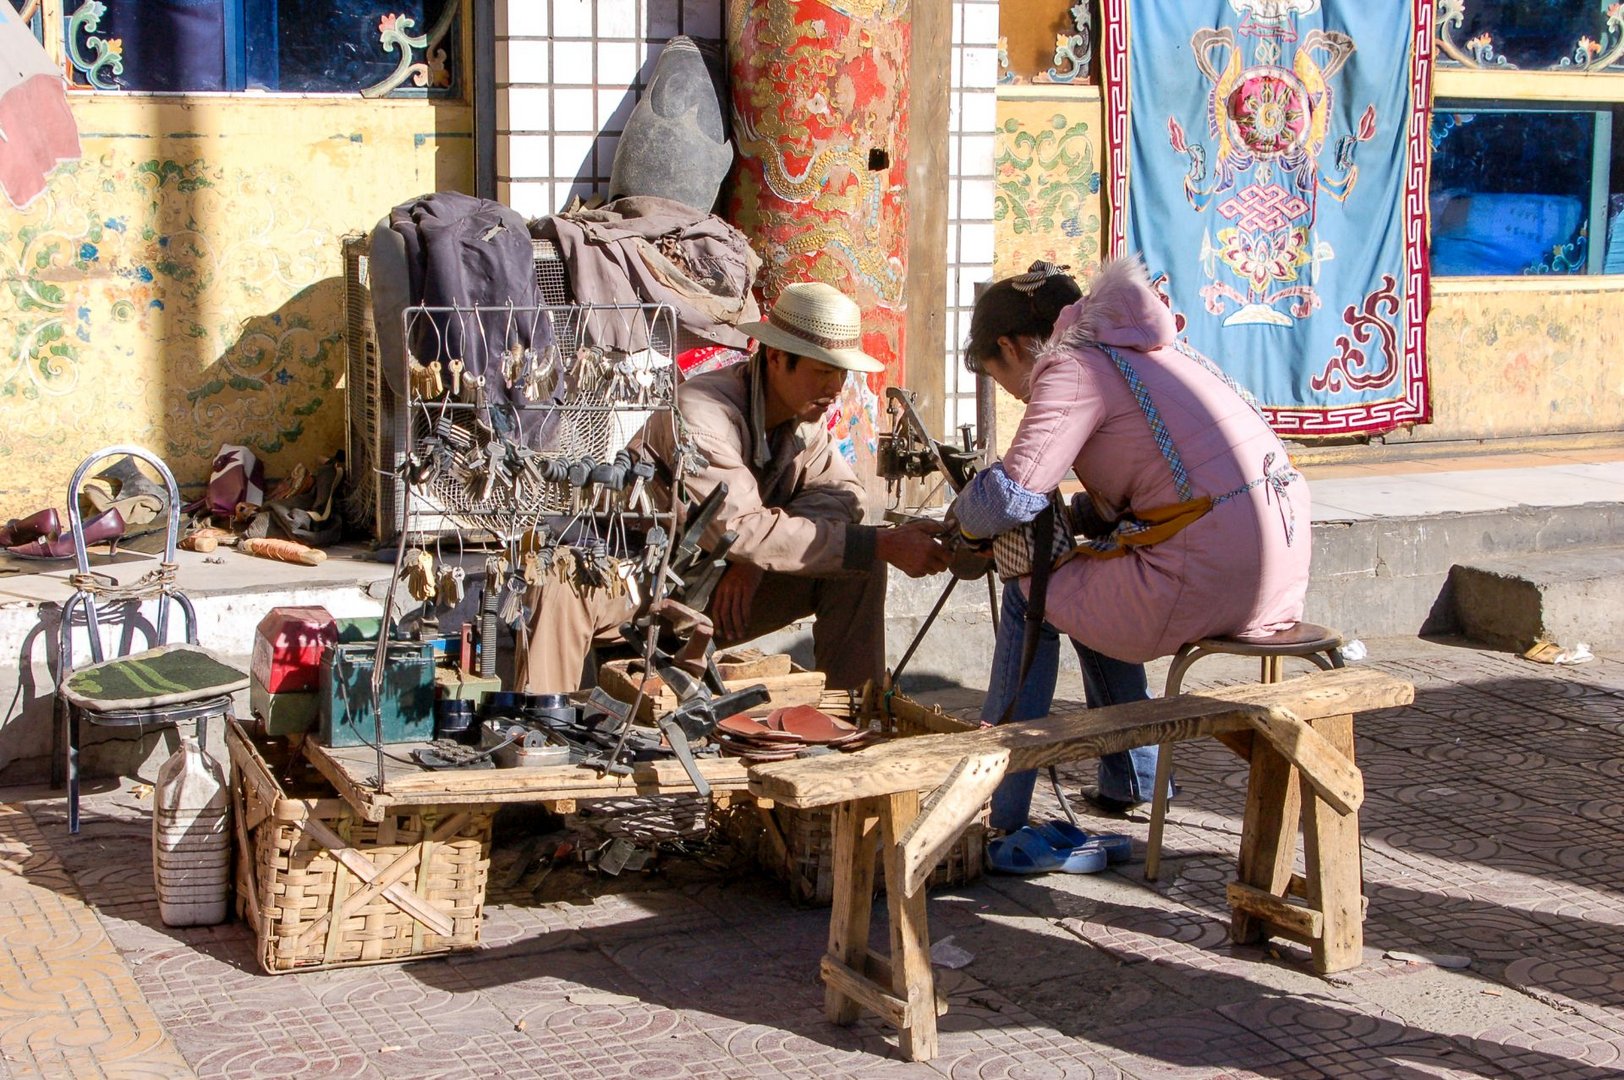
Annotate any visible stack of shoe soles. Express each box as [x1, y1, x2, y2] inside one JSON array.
[[712, 704, 873, 763]]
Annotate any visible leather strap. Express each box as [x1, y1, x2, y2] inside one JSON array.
[[997, 499, 1057, 727]]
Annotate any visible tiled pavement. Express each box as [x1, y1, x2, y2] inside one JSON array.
[[0, 804, 195, 1079], [6, 637, 1624, 1078]]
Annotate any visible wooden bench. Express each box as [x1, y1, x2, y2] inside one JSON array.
[[746, 666, 1415, 1062]]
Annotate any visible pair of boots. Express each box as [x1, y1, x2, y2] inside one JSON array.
[[243, 452, 345, 548]]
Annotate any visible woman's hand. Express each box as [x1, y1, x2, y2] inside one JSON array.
[[946, 533, 995, 580], [710, 561, 765, 643]]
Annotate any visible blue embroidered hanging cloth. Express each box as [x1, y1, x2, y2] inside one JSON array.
[[1100, 0, 1436, 436]]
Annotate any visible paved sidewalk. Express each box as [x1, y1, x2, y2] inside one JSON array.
[[5, 636, 1624, 1078]]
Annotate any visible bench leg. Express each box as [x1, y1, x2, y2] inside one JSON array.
[[1302, 714, 1363, 973], [1233, 736, 1301, 945], [880, 790, 938, 1063], [825, 797, 882, 1025]]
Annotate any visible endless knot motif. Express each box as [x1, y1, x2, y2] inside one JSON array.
[[1218, 183, 1312, 232]]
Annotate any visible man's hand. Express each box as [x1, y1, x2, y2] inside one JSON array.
[[875, 519, 952, 578], [710, 560, 765, 643]]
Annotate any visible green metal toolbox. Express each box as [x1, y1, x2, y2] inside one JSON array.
[[317, 641, 436, 747]]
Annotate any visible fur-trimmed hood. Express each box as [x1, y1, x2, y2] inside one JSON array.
[[1046, 257, 1177, 355]]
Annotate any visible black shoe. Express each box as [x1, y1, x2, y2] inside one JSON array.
[[1079, 788, 1142, 816]]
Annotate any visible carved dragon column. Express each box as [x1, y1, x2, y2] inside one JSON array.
[[726, 0, 911, 478]]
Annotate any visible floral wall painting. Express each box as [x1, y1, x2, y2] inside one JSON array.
[[1436, 0, 1624, 71], [0, 97, 472, 521], [1426, 287, 1624, 441], [1000, 0, 1094, 85], [993, 99, 1104, 278]]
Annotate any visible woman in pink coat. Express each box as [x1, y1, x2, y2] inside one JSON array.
[[950, 259, 1311, 829]]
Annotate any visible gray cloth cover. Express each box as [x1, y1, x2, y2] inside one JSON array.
[[533, 195, 761, 353]]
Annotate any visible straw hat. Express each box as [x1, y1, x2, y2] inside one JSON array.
[[737, 281, 884, 373]]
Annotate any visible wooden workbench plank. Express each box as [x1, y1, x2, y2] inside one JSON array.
[[304, 739, 752, 821], [751, 668, 1413, 809]]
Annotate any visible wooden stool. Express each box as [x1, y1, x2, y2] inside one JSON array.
[[1144, 622, 1344, 882]]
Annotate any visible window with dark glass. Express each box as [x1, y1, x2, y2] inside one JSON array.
[[63, 0, 459, 95], [1430, 105, 1621, 276]]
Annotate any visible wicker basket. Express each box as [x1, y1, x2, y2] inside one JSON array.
[[719, 686, 988, 904], [226, 722, 494, 973]]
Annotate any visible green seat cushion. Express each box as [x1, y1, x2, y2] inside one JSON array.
[[61, 643, 248, 712]]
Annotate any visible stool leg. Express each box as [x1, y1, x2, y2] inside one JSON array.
[[1232, 737, 1301, 945], [1302, 713, 1362, 973], [1144, 743, 1175, 882], [880, 791, 938, 1063], [1146, 647, 1199, 883]]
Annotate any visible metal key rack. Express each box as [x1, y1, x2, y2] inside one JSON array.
[[398, 300, 680, 540]]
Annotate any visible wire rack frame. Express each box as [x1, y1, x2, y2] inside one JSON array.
[[398, 302, 679, 537]]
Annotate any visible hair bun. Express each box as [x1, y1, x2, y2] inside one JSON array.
[[1010, 261, 1072, 295]]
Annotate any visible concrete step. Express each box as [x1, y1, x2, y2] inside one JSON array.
[[1449, 545, 1624, 652], [1306, 501, 1624, 644]]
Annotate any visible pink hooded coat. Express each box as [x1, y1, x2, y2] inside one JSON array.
[[1002, 260, 1311, 663]]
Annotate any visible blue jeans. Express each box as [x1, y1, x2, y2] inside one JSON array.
[[982, 580, 1163, 832]]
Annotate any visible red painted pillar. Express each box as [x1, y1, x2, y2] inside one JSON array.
[[726, 0, 911, 394]]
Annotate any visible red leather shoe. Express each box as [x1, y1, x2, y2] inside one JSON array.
[[7, 508, 125, 560], [0, 507, 60, 547]]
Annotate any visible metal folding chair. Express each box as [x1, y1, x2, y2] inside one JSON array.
[[55, 445, 247, 834]]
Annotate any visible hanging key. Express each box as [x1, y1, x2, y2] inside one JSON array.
[[617, 558, 641, 609], [502, 341, 525, 390], [497, 573, 528, 627], [405, 548, 437, 602], [624, 459, 656, 518], [477, 441, 502, 504], [409, 357, 436, 401], [438, 565, 466, 607]]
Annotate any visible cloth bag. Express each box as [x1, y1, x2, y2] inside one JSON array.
[[991, 494, 1077, 582]]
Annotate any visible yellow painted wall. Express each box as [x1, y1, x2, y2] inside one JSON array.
[[0, 95, 472, 521], [992, 90, 1624, 452], [1416, 282, 1624, 442]]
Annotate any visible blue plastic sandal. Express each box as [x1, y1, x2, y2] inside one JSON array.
[[1035, 820, 1133, 866], [987, 828, 1064, 874], [989, 826, 1107, 875]]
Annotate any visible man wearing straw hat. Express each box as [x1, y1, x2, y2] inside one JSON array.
[[519, 280, 950, 692]]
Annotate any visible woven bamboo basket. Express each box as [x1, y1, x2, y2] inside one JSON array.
[[719, 685, 988, 904], [226, 722, 494, 973]]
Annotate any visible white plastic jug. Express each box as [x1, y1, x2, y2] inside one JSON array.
[[152, 735, 231, 927]]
